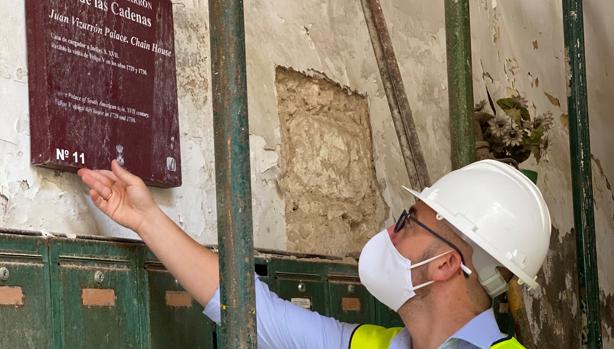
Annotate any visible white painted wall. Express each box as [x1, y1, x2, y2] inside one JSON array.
[[0, 0, 451, 248]]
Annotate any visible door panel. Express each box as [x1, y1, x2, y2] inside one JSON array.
[[50, 239, 142, 349], [146, 262, 216, 349], [0, 234, 52, 349]]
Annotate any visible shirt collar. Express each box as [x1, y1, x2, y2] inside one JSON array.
[[391, 309, 506, 349], [447, 308, 506, 348]]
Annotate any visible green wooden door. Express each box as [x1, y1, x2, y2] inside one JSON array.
[[270, 259, 329, 315], [0, 231, 402, 348], [50, 238, 143, 349], [0, 233, 53, 349], [327, 274, 374, 324], [145, 258, 216, 349]]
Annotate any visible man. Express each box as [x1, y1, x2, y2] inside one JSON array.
[[78, 159, 550, 348]]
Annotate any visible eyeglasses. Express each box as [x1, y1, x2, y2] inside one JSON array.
[[394, 208, 470, 277]]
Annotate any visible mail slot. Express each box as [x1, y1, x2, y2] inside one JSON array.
[[50, 238, 142, 348], [0, 232, 53, 349], [269, 258, 329, 315], [327, 274, 374, 324], [145, 258, 216, 349], [275, 272, 328, 314]]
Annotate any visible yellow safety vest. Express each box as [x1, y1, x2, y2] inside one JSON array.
[[349, 324, 525, 349]]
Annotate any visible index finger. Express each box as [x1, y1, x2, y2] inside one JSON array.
[[98, 170, 120, 183], [79, 171, 113, 200], [79, 169, 114, 187]]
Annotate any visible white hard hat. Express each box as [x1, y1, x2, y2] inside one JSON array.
[[403, 159, 551, 297]]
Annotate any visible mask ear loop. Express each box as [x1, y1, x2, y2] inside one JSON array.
[[411, 250, 473, 276], [410, 250, 454, 269]]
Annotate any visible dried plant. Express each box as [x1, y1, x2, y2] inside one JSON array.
[[476, 96, 553, 164]]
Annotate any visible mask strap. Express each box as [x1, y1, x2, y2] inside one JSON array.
[[412, 280, 435, 291], [461, 264, 473, 275], [410, 250, 473, 275], [410, 250, 453, 269]]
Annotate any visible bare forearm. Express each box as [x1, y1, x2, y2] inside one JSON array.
[[138, 208, 220, 306]]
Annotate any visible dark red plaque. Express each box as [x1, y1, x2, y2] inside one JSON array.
[[26, 0, 181, 187]]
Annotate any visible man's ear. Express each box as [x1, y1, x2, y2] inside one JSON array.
[[430, 251, 462, 281]]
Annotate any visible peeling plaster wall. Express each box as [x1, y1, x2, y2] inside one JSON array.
[[1, 0, 451, 252], [0, 2, 101, 238], [275, 67, 387, 256], [0, 1, 219, 245], [241, 0, 452, 252], [470, 1, 614, 347]]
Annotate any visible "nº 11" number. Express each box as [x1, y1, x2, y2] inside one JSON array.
[[56, 148, 85, 165]]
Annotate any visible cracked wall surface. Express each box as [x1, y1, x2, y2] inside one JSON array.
[[471, 1, 614, 347], [0, 1, 219, 245], [516, 227, 582, 347], [1, 0, 450, 250], [276, 67, 387, 256]]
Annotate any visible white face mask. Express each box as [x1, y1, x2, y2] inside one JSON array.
[[358, 229, 471, 311]]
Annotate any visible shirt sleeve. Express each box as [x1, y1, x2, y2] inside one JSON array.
[[203, 276, 359, 349]]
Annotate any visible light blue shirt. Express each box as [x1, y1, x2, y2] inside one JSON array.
[[203, 277, 507, 349]]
